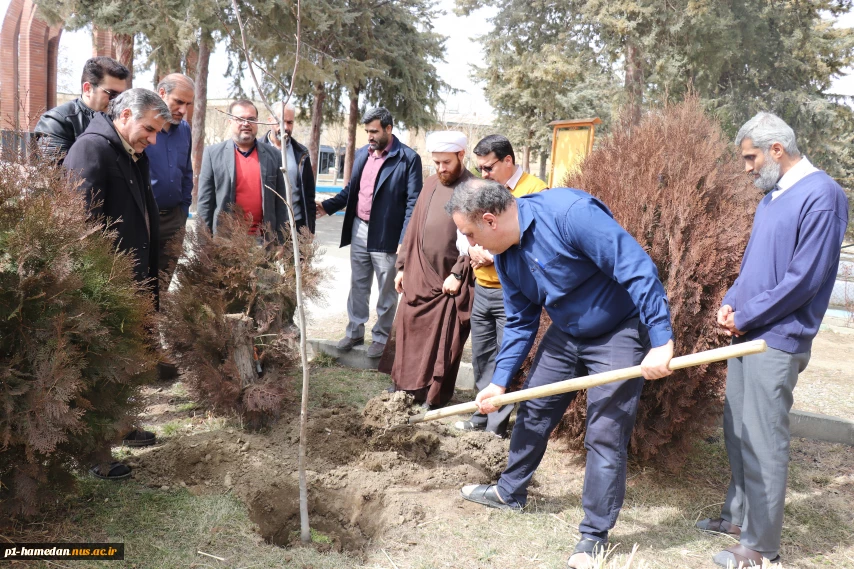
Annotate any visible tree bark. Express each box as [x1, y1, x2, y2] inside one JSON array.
[[191, 31, 212, 211], [225, 314, 258, 388], [344, 87, 360, 183], [624, 38, 644, 125], [309, 82, 326, 181], [113, 33, 134, 87], [185, 46, 199, 80], [538, 152, 547, 181], [522, 145, 531, 173]]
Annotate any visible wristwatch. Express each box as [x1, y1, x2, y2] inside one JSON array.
[[451, 272, 463, 281]]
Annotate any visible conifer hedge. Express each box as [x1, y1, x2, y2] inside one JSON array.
[[550, 98, 760, 466], [161, 212, 323, 428], [0, 153, 156, 517]]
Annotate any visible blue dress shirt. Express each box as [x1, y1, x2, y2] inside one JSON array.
[[491, 188, 673, 388], [145, 120, 193, 216]]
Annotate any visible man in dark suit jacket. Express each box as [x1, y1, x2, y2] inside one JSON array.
[[261, 101, 315, 234], [196, 99, 290, 242], [316, 107, 423, 358], [63, 88, 171, 479]]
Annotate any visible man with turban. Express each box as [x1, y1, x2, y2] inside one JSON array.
[[378, 131, 475, 409]]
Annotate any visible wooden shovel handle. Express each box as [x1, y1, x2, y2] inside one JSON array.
[[408, 339, 766, 425]]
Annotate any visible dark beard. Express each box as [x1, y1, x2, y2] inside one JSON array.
[[437, 163, 463, 186]]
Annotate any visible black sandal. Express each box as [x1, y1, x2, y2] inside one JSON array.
[[567, 538, 607, 567], [90, 461, 132, 481], [122, 429, 156, 447], [460, 484, 522, 511]]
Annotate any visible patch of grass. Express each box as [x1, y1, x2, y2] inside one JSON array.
[[176, 402, 199, 412], [311, 350, 338, 368], [161, 420, 187, 437], [22, 477, 358, 569], [298, 366, 390, 409]]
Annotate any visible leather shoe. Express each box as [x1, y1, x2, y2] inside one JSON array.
[[366, 341, 385, 358], [336, 336, 364, 351], [460, 484, 521, 511]]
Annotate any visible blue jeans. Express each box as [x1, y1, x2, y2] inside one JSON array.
[[495, 317, 649, 542]]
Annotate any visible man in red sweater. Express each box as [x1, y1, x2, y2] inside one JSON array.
[[197, 99, 289, 241]]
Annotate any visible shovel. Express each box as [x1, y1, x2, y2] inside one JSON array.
[[408, 339, 767, 425]]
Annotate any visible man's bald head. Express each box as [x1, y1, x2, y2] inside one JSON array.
[[156, 73, 195, 124]]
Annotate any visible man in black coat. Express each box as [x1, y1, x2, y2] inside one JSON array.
[[35, 57, 130, 165], [261, 101, 316, 235], [63, 88, 171, 480], [64, 88, 170, 307], [316, 107, 423, 358]]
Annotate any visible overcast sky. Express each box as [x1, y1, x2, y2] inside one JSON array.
[[2, 0, 852, 112]]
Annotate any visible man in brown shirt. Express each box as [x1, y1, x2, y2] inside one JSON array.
[[378, 131, 474, 409]]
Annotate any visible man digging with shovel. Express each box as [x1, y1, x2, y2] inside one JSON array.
[[448, 178, 674, 569]]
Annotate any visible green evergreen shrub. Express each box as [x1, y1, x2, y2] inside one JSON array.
[[0, 152, 156, 517]]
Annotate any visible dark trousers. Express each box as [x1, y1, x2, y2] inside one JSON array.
[[495, 317, 649, 542], [158, 207, 187, 291], [468, 282, 512, 436], [721, 346, 809, 558]]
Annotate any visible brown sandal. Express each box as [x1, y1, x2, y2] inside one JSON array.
[[713, 544, 780, 567], [696, 517, 741, 537]]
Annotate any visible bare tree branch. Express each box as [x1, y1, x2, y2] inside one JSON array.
[[228, 0, 311, 544]]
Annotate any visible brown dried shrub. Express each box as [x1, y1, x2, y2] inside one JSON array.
[[545, 97, 760, 467], [0, 149, 156, 518], [161, 210, 323, 428]]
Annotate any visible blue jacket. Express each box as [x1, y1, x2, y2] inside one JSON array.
[[491, 188, 673, 388], [321, 135, 422, 253]]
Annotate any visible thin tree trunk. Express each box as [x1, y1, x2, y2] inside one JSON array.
[[522, 145, 531, 173], [113, 33, 134, 87], [344, 87, 359, 182], [191, 31, 212, 211], [625, 38, 644, 125], [309, 82, 326, 181], [185, 46, 199, 80], [538, 152, 547, 181], [230, 0, 310, 543]]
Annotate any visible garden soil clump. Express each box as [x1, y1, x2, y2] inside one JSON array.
[[131, 393, 509, 553]]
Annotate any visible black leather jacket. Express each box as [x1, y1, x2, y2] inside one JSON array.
[[34, 98, 96, 165]]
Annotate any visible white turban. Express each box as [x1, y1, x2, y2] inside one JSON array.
[[427, 130, 467, 153]]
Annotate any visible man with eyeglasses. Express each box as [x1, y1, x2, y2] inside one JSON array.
[[452, 134, 548, 438], [35, 57, 130, 165], [197, 99, 289, 242]]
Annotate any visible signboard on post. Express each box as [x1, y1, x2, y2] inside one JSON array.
[[548, 118, 601, 187]]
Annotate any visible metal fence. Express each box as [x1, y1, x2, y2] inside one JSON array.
[[0, 130, 36, 162]]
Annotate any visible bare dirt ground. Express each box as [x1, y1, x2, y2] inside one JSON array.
[[6, 321, 853, 568], [792, 320, 854, 419]]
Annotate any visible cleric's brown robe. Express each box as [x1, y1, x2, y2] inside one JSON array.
[[378, 170, 475, 406]]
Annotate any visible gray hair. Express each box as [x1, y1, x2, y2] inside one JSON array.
[[271, 101, 296, 117], [735, 112, 800, 156], [109, 88, 171, 122], [445, 177, 514, 221], [157, 73, 195, 95]]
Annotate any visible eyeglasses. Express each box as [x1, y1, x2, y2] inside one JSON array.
[[98, 86, 122, 101], [476, 159, 500, 174], [232, 117, 258, 124]]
